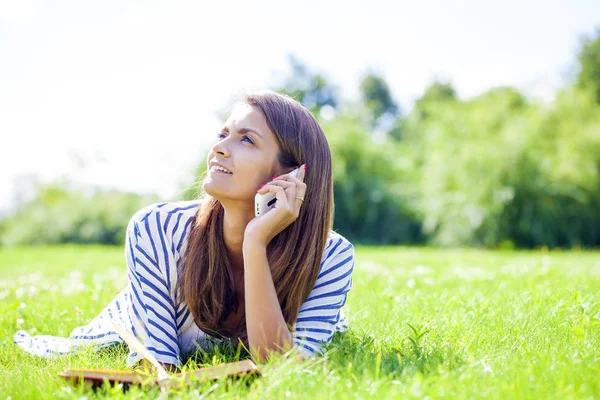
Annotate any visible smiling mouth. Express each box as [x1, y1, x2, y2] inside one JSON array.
[[210, 166, 233, 174]]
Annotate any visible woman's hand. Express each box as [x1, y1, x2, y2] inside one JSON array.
[[244, 164, 307, 247]]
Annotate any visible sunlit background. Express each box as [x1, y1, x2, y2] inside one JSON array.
[[1, 0, 599, 247]]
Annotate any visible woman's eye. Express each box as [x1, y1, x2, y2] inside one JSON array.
[[242, 135, 254, 144], [216, 132, 253, 145]]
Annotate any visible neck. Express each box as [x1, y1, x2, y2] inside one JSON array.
[[221, 202, 255, 273]]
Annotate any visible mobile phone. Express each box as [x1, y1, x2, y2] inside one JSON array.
[[255, 167, 301, 217]]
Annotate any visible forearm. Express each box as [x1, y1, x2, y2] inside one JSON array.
[[243, 241, 294, 361]]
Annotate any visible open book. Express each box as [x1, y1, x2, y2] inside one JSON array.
[[59, 320, 262, 388]]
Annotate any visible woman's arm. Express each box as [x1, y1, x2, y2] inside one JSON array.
[[125, 207, 183, 367], [242, 240, 294, 361], [242, 165, 307, 361], [242, 235, 354, 361]]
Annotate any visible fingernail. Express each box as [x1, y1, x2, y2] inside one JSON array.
[[260, 183, 266, 188], [304, 164, 308, 172], [272, 175, 279, 179]]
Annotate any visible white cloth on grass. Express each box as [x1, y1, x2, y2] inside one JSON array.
[[14, 200, 354, 367]]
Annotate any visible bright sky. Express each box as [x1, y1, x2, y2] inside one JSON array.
[[1, 0, 598, 214]]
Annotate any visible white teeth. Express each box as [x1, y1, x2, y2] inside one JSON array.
[[212, 166, 232, 174]]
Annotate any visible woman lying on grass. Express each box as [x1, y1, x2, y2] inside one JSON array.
[[14, 91, 355, 372]]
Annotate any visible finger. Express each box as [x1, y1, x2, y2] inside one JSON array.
[[278, 179, 300, 206], [276, 166, 307, 192], [297, 164, 306, 182], [273, 184, 290, 210], [257, 184, 290, 210], [257, 179, 295, 193], [288, 165, 306, 208], [258, 181, 297, 207], [256, 183, 288, 198]]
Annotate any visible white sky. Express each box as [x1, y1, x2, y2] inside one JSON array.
[[1, 0, 599, 213]]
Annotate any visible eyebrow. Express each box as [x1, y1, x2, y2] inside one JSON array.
[[222, 126, 263, 140]]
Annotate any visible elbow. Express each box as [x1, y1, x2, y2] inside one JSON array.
[[249, 329, 295, 362]]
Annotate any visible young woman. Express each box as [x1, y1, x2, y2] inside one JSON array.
[[14, 91, 355, 370]]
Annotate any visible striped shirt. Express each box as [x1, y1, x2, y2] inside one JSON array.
[[14, 200, 354, 367]]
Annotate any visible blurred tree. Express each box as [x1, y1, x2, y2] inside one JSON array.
[[403, 86, 532, 246], [413, 81, 457, 120], [278, 55, 339, 116], [399, 80, 458, 142], [324, 113, 423, 244], [576, 28, 600, 104], [500, 87, 600, 248], [0, 180, 160, 246], [401, 81, 600, 248], [419, 81, 457, 104], [359, 72, 399, 122], [358, 71, 403, 142]]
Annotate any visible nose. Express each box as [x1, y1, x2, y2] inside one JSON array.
[[211, 137, 230, 158]]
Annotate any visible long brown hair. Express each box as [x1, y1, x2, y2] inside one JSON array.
[[179, 91, 334, 342]]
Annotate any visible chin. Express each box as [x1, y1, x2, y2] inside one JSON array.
[[202, 181, 219, 198], [204, 184, 257, 208], [202, 182, 231, 201]]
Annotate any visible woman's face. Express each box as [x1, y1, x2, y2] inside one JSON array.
[[203, 104, 282, 204]]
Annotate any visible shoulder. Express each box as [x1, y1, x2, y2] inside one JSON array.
[[130, 200, 201, 226], [127, 200, 201, 244], [318, 230, 354, 277], [322, 230, 354, 263]]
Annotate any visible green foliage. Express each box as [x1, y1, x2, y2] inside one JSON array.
[[403, 84, 600, 247], [324, 113, 423, 244], [576, 27, 600, 103], [500, 88, 600, 247], [415, 80, 457, 110], [278, 55, 339, 115], [0, 181, 160, 246], [402, 86, 531, 246], [359, 71, 399, 124]]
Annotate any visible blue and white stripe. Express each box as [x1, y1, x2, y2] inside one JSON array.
[[14, 200, 354, 366]]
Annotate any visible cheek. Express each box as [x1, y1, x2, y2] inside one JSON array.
[[241, 156, 276, 182], [240, 167, 270, 187]]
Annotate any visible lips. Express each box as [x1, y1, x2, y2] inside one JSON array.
[[209, 161, 233, 174]]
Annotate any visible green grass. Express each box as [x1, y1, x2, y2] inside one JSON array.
[[1, 245, 599, 399]]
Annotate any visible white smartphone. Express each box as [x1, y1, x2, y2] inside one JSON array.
[[255, 167, 301, 217]]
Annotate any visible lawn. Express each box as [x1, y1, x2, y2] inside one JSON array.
[[1, 245, 599, 399]]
